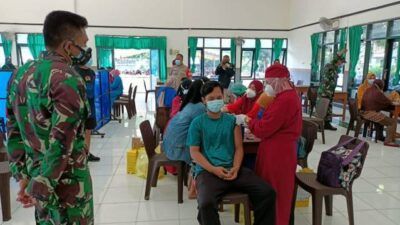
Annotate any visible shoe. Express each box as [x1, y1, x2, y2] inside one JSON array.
[[384, 142, 400, 147], [324, 123, 337, 131], [88, 153, 101, 162]]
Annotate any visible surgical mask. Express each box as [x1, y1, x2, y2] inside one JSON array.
[[182, 89, 189, 95], [206, 99, 224, 113], [246, 89, 256, 98], [86, 58, 93, 66], [70, 44, 92, 66], [367, 79, 375, 85], [175, 59, 181, 66], [264, 84, 276, 97]]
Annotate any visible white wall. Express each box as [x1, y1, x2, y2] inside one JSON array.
[[287, 0, 400, 87], [0, 0, 290, 66]]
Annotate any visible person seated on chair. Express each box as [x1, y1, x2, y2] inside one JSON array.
[[361, 79, 399, 147], [188, 81, 276, 225], [170, 78, 192, 118], [163, 77, 209, 197], [222, 80, 264, 115], [357, 72, 376, 109], [110, 69, 123, 105]]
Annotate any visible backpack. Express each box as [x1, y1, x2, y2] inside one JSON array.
[[317, 138, 365, 189]]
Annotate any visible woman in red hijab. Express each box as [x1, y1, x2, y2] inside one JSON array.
[[222, 80, 264, 115], [248, 64, 302, 225]]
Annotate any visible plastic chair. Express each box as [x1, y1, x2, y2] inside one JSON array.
[[303, 98, 330, 144], [144, 80, 155, 103], [139, 120, 187, 204], [307, 86, 318, 116], [292, 135, 369, 225], [220, 192, 251, 225], [298, 119, 318, 168], [0, 137, 11, 221], [154, 107, 171, 140], [115, 85, 137, 119]]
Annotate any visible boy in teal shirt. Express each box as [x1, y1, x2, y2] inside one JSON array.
[[188, 81, 276, 225]]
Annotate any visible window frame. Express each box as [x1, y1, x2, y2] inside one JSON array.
[[188, 37, 233, 78], [15, 32, 39, 66], [239, 38, 288, 81]]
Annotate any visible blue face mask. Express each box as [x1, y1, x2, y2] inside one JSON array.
[[206, 99, 224, 113], [175, 59, 181, 66]]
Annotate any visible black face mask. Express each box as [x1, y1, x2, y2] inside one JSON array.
[[71, 45, 92, 66]]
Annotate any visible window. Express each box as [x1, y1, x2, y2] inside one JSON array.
[[390, 20, 400, 37], [354, 42, 366, 86], [16, 33, 34, 65], [240, 38, 287, 80], [314, 29, 346, 90], [0, 36, 5, 67], [188, 37, 232, 78], [389, 41, 399, 89], [368, 39, 386, 79]]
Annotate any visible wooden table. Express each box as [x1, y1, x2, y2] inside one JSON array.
[[333, 92, 348, 121]]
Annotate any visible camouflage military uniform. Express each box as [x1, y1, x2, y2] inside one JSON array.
[[6, 52, 94, 225], [317, 61, 340, 123]]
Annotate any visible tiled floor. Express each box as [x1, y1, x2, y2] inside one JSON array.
[[1, 92, 400, 225]]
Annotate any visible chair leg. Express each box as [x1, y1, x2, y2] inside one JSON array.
[[324, 195, 333, 216], [321, 123, 326, 144], [346, 192, 355, 225], [145, 92, 148, 103], [151, 164, 161, 187], [243, 200, 251, 225], [144, 163, 153, 200], [177, 163, 183, 204], [0, 174, 11, 221], [354, 120, 363, 137], [346, 119, 354, 135], [234, 204, 240, 223], [219, 204, 224, 212], [312, 194, 323, 225]]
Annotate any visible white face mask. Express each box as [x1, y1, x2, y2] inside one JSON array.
[[367, 79, 375, 85], [246, 89, 256, 98], [264, 84, 276, 97], [183, 89, 188, 95]]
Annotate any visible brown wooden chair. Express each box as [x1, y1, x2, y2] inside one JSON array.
[[0, 136, 11, 221], [292, 135, 369, 225], [303, 98, 330, 144], [154, 107, 171, 141], [139, 120, 187, 204], [220, 192, 251, 225], [115, 84, 137, 119], [348, 98, 379, 142], [298, 119, 318, 168], [144, 80, 155, 103], [307, 86, 318, 116]]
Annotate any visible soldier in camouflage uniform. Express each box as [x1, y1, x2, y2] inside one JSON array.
[[317, 49, 347, 131], [6, 11, 94, 224]]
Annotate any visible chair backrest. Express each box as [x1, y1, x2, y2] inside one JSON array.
[[143, 80, 148, 92], [348, 98, 358, 120], [0, 135, 7, 162], [302, 119, 318, 155], [337, 135, 369, 186], [139, 120, 157, 160], [127, 83, 133, 98], [132, 85, 138, 100], [155, 107, 171, 132], [307, 86, 318, 105], [315, 98, 330, 119]]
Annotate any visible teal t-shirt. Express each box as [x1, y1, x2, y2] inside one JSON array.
[[187, 113, 236, 175]]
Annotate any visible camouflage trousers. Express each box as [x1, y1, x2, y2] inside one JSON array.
[[34, 198, 94, 225], [318, 96, 333, 123]]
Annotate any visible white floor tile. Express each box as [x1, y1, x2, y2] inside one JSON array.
[[137, 201, 179, 221], [103, 186, 143, 203], [96, 203, 139, 223], [355, 192, 400, 209]]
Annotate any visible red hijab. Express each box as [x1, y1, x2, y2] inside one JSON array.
[[241, 80, 264, 114]]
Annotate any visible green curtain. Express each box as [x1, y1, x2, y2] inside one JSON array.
[[392, 44, 400, 86], [230, 38, 236, 66], [348, 26, 363, 80], [252, 39, 261, 74], [95, 35, 167, 81], [27, 34, 45, 59], [310, 33, 321, 76], [0, 34, 12, 58], [188, 37, 198, 73], [273, 38, 284, 60], [97, 48, 113, 68]]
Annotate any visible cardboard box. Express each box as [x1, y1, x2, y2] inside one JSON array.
[[132, 137, 144, 149]]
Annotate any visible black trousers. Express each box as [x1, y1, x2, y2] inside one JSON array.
[[196, 167, 276, 225]]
